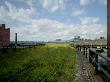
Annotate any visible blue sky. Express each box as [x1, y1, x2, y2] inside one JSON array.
[[0, 0, 107, 41]]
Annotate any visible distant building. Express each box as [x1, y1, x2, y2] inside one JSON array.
[[78, 39, 107, 46], [100, 36, 105, 40], [74, 36, 81, 41], [56, 39, 62, 41], [0, 24, 10, 47]]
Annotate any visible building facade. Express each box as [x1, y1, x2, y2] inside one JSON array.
[[0, 24, 10, 47]]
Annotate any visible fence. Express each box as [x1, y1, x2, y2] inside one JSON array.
[[77, 45, 110, 82]]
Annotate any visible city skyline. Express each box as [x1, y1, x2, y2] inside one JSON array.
[[0, 0, 107, 41]]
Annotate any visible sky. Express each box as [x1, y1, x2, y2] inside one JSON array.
[[0, 0, 107, 41]]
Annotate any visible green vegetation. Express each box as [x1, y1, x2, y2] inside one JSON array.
[[0, 43, 76, 82]]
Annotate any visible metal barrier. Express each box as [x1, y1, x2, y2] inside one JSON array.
[[89, 49, 110, 82], [77, 45, 110, 82]]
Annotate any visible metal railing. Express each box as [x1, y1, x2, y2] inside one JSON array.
[[77, 45, 110, 82], [89, 49, 110, 82]]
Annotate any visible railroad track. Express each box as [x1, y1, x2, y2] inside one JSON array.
[[0, 60, 39, 82]]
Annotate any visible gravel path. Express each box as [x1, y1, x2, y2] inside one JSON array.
[[74, 51, 91, 82], [74, 50, 104, 82]]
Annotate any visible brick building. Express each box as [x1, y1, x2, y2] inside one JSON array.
[[0, 24, 10, 47]]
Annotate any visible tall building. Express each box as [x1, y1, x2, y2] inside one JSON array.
[[0, 24, 10, 47]]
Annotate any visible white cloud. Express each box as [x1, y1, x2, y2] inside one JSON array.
[[39, 0, 65, 12], [0, 0, 106, 41], [80, 0, 95, 6], [21, 0, 33, 6], [10, 18, 106, 41], [104, 0, 107, 4], [99, 0, 107, 5], [79, 16, 99, 24], [72, 9, 85, 16], [80, 0, 107, 6], [0, 1, 35, 23]]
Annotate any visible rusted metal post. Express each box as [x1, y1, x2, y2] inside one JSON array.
[[85, 47, 87, 58], [77, 46, 79, 51], [15, 33, 17, 49], [80, 46, 81, 51], [95, 53, 98, 74], [83, 47, 85, 55], [89, 50, 92, 63], [78, 46, 80, 51], [34, 45, 35, 48]]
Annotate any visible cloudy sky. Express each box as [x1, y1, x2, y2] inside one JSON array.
[[0, 0, 107, 41]]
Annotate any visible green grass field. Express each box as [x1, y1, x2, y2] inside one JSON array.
[[0, 43, 76, 82]]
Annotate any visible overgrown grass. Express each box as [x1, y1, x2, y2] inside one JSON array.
[[0, 43, 76, 82]]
